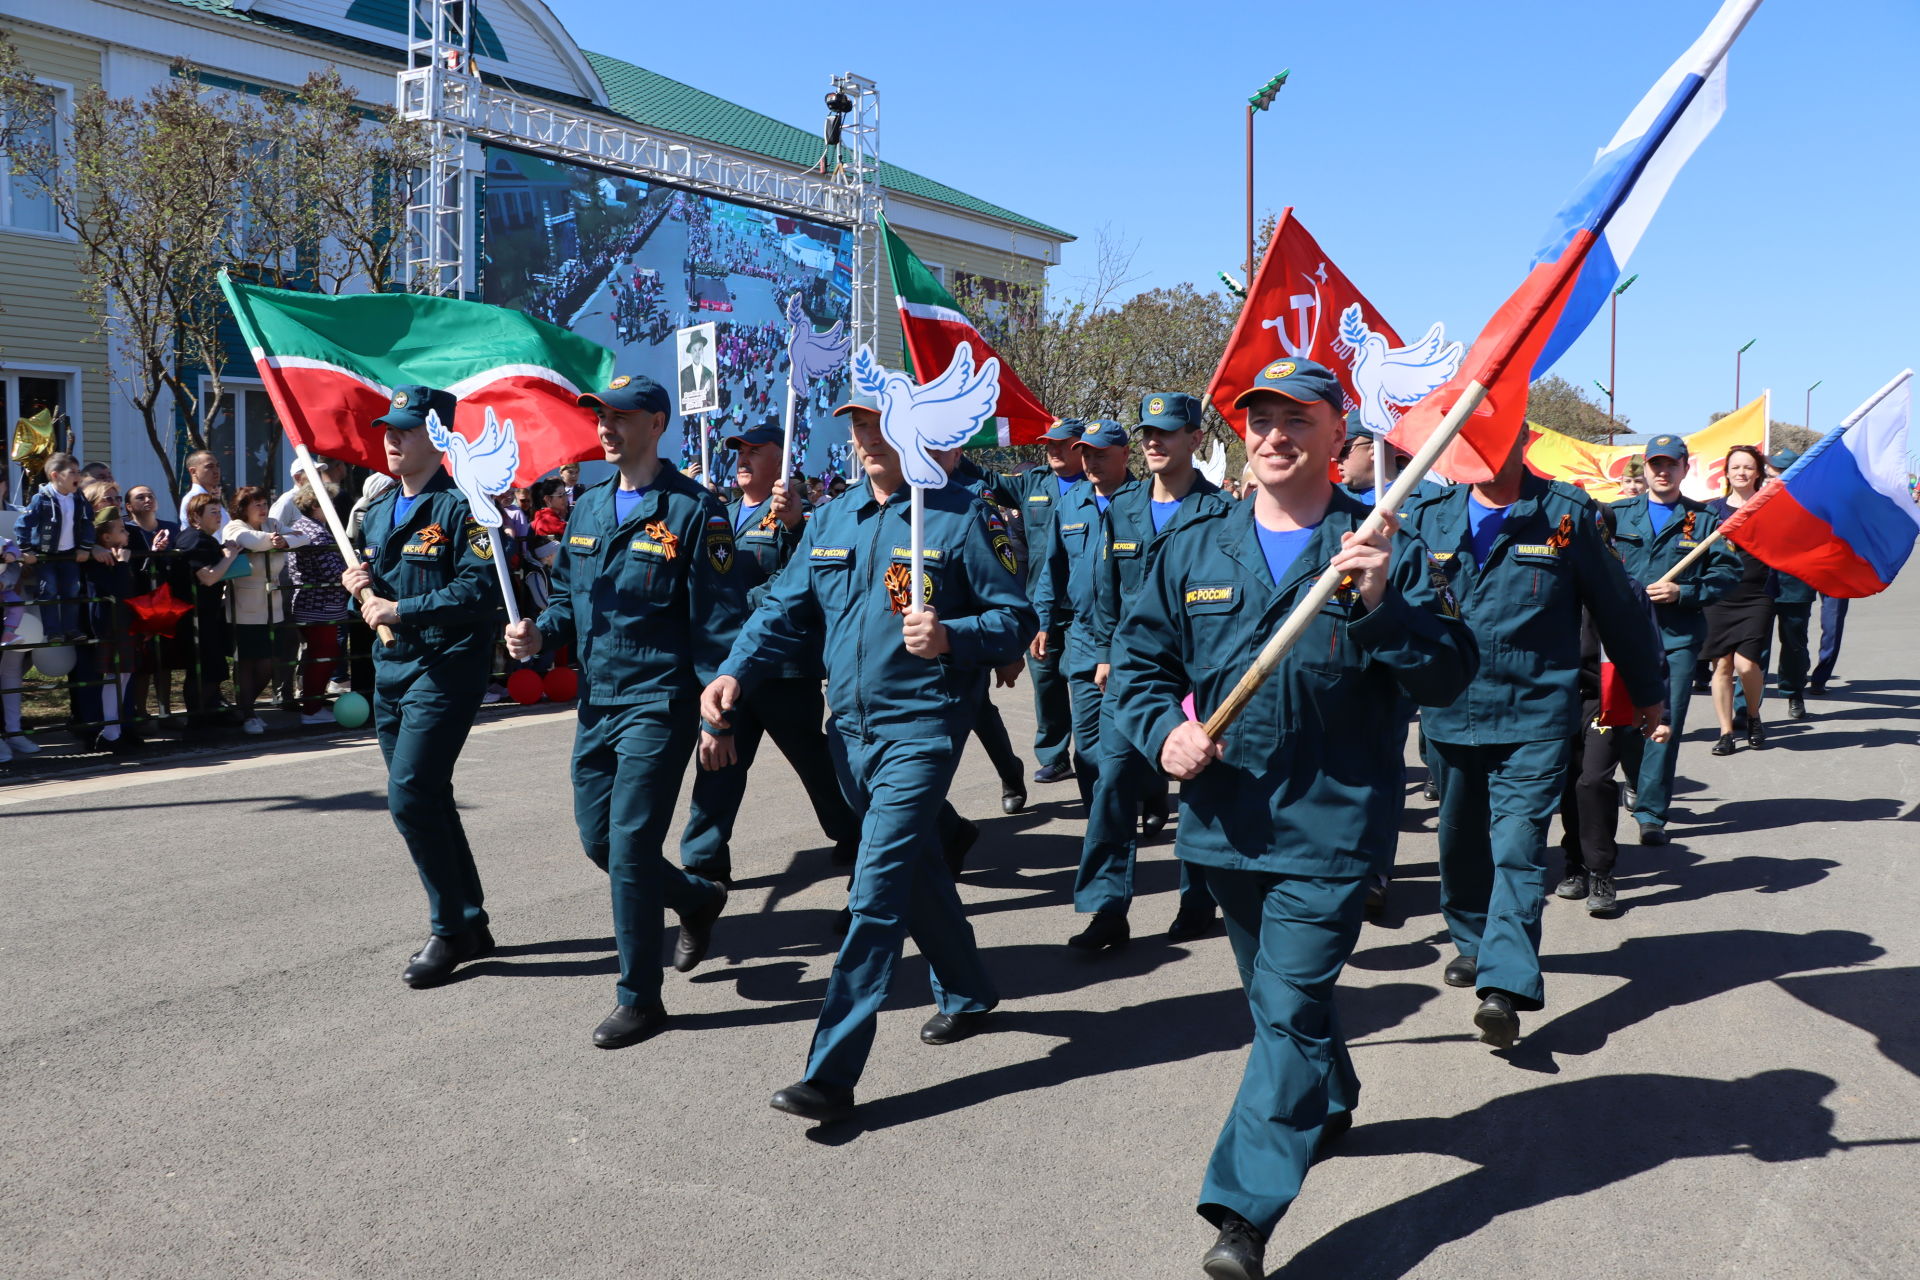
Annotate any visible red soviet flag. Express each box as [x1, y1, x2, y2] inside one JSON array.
[[1207, 208, 1399, 439]]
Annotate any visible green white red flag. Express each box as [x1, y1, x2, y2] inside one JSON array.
[[219, 275, 614, 487], [883, 216, 1052, 448]]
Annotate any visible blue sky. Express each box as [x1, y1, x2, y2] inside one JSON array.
[[554, 0, 1918, 437]]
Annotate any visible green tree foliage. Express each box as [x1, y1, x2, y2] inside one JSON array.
[[1527, 374, 1627, 442]]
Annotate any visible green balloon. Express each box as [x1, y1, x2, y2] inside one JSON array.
[[332, 691, 371, 728]]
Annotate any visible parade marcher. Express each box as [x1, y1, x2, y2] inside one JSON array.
[[1030, 420, 1152, 819], [1704, 444, 1775, 754], [1765, 448, 1815, 719], [1608, 435, 1740, 845], [341, 386, 504, 988], [949, 452, 1032, 815], [1014, 419, 1086, 786], [700, 390, 1035, 1123], [1068, 393, 1227, 951], [1107, 358, 1475, 1279], [1809, 593, 1848, 694], [504, 373, 746, 1049], [1406, 431, 1666, 1046], [678, 421, 858, 883]]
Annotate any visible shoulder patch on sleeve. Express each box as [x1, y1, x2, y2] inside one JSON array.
[[1427, 554, 1460, 618], [704, 515, 735, 573]]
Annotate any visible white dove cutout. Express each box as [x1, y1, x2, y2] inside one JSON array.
[[849, 341, 1002, 490], [423, 404, 523, 622], [1196, 437, 1228, 488], [1332, 303, 1465, 439]]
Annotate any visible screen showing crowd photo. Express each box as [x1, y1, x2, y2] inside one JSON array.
[[481, 146, 857, 482]]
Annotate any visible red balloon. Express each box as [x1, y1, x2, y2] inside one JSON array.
[[543, 666, 579, 702], [506, 669, 545, 705]]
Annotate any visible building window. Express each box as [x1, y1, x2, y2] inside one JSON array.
[[0, 83, 69, 236], [199, 377, 286, 491], [2, 371, 79, 495], [922, 260, 947, 287]]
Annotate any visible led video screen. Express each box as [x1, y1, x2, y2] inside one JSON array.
[[481, 146, 856, 479]]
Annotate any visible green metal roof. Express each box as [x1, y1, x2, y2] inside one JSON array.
[[580, 51, 1069, 240], [148, 0, 1069, 242]]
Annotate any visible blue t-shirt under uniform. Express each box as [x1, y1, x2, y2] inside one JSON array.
[[734, 498, 766, 534], [1647, 499, 1678, 535], [613, 486, 651, 525], [1255, 520, 1320, 586], [392, 492, 420, 525], [1093, 494, 1111, 515], [1056, 474, 1081, 499], [1150, 499, 1180, 534], [1467, 495, 1508, 566]]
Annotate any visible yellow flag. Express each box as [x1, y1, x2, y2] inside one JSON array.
[[1522, 392, 1770, 503]]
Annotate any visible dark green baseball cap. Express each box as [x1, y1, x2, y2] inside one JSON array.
[[1644, 433, 1689, 463], [374, 384, 457, 431], [579, 373, 670, 415], [724, 421, 784, 449], [1232, 357, 1345, 414], [1137, 392, 1202, 432], [1073, 419, 1130, 450], [1767, 447, 1800, 470], [1041, 417, 1085, 443]]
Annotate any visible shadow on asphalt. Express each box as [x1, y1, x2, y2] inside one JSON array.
[[1606, 846, 1845, 913], [1490, 929, 1885, 1074], [1777, 966, 1920, 1080], [1672, 794, 1902, 839], [1281, 1069, 1841, 1278]]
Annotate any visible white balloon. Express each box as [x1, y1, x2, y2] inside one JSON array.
[[8, 605, 45, 647], [30, 643, 76, 677]]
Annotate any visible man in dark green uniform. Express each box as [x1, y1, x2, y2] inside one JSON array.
[[1068, 392, 1227, 951], [1765, 448, 1815, 720], [1405, 436, 1667, 1047], [701, 392, 1035, 1123], [678, 421, 857, 882], [342, 385, 503, 987], [1015, 419, 1087, 786], [504, 373, 746, 1049], [948, 451, 1032, 815], [1030, 420, 1140, 813], [1108, 358, 1475, 1279], [1609, 435, 1740, 845]]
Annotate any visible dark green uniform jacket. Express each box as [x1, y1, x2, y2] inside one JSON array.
[[357, 472, 501, 687], [1606, 493, 1741, 651], [1006, 464, 1073, 590], [729, 495, 817, 679], [720, 481, 1037, 742], [533, 469, 746, 707], [1085, 475, 1232, 670], [1407, 475, 1667, 745], [1031, 475, 1137, 668], [1109, 489, 1478, 878]]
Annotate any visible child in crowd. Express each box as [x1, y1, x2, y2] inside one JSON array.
[[0, 522, 34, 764], [79, 505, 139, 751], [178, 493, 242, 726], [17, 453, 97, 641]]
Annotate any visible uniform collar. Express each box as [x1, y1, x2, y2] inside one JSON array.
[[389, 471, 454, 536], [1223, 486, 1363, 609]]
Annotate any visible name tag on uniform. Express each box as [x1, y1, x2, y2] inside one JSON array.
[[629, 538, 669, 556], [1431, 551, 1456, 562], [1027, 494, 1050, 503], [1061, 521, 1087, 533], [1111, 541, 1140, 553], [1513, 544, 1559, 557], [1185, 584, 1235, 608], [891, 547, 944, 561], [811, 546, 851, 561], [401, 541, 443, 557], [568, 534, 599, 551], [1677, 539, 1700, 549]]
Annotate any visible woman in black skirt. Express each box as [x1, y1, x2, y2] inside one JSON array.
[[1704, 444, 1773, 754]]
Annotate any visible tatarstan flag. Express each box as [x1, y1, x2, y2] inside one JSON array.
[[219, 275, 615, 487], [882, 216, 1052, 447]]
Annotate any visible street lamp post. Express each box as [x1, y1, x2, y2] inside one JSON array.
[[1804, 378, 1823, 432], [1603, 273, 1638, 445], [1735, 337, 1756, 409], [1244, 71, 1289, 280]]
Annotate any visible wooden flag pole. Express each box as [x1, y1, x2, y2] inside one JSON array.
[[1202, 380, 1492, 739], [1651, 525, 1728, 587], [295, 443, 394, 646]]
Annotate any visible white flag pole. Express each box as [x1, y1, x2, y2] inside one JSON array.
[[698, 416, 712, 490], [1374, 428, 1395, 509], [910, 484, 927, 614], [781, 377, 798, 489], [294, 442, 393, 646], [487, 528, 522, 626]]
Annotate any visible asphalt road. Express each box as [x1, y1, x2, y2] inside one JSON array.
[[5, 578, 1918, 1279]]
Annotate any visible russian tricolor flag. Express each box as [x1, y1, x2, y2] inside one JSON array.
[[1721, 373, 1920, 598], [1389, 0, 1762, 483]]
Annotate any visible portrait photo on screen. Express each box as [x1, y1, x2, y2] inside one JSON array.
[[481, 147, 856, 480]]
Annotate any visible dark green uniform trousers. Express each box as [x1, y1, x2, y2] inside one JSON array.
[[573, 700, 719, 1010], [1618, 645, 1697, 828], [1198, 867, 1367, 1235], [1774, 605, 1812, 695], [680, 676, 857, 882], [971, 689, 1025, 788], [1075, 698, 1200, 916], [375, 668, 487, 937], [805, 728, 998, 1090], [1433, 736, 1572, 1011], [1026, 622, 1072, 771]]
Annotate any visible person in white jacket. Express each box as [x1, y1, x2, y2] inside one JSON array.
[[221, 485, 310, 734]]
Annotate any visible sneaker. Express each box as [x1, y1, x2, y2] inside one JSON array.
[[4, 733, 38, 755], [482, 684, 507, 705], [325, 679, 351, 696], [1032, 759, 1074, 785], [1554, 872, 1590, 900], [0, 738, 11, 765], [1587, 873, 1618, 915], [242, 717, 266, 735], [1201, 1211, 1267, 1280], [300, 711, 335, 726]]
